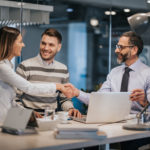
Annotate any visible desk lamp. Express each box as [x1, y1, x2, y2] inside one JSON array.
[[123, 102, 150, 131]]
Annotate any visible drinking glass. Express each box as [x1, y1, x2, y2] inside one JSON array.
[[44, 106, 55, 120]]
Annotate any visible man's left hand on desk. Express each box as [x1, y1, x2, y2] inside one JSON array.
[[68, 108, 82, 118]]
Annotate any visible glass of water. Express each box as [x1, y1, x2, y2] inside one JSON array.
[[44, 106, 55, 120]]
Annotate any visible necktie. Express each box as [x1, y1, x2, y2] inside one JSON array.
[[120, 67, 132, 92]]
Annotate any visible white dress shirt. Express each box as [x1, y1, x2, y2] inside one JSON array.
[[0, 59, 56, 123], [78, 59, 150, 113]]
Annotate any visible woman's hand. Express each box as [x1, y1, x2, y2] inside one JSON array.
[[56, 83, 74, 98]]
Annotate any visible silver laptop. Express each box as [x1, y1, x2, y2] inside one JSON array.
[[72, 92, 132, 124]]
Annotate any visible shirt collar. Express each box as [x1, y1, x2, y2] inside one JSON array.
[[122, 59, 141, 72], [37, 54, 54, 66]]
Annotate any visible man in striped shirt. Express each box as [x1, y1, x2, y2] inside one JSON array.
[[16, 28, 81, 117]]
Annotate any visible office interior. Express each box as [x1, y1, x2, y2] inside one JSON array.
[[1, 0, 150, 112], [1, 1, 150, 150]]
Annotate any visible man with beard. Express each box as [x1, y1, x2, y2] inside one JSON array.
[[16, 28, 81, 118], [67, 31, 150, 150]]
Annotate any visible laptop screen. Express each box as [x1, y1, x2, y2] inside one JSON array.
[[86, 92, 132, 123]]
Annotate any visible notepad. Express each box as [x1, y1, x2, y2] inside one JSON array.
[[54, 126, 106, 139]]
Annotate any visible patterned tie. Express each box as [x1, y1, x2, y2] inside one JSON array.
[[120, 67, 132, 92]]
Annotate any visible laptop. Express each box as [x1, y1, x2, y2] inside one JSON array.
[[72, 92, 132, 124], [2, 107, 38, 135]]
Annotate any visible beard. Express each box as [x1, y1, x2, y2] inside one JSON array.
[[40, 50, 57, 61], [117, 51, 131, 64]]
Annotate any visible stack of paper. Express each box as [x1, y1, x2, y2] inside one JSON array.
[[54, 127, 106, 139]]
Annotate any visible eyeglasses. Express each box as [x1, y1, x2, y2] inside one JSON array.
[[116, 44, 134, 51]]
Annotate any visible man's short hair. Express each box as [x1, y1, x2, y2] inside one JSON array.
[[121, 31, 143, 56], [41, 28, 62, 43]]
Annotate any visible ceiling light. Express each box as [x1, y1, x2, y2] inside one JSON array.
[[147, 0, 150, 3], [123, 9, 131, 13], [105, 11, 116, 15], [66, 8, 74, 13], [90, 18, 99, 27], [105, 11, 111, 15], [99, 45, 103, 49], [111, 11, 116, 15]]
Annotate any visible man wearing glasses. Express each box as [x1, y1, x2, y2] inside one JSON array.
[[67, 31, 150, 150], [73, 31, 150, 112]]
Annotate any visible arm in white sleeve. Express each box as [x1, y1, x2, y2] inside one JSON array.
[[99, 73, 112, 92], [0, 63, 56, 95], [77, 90, 90, 105], [77, 71, 112, 104], [145, 75, 150, 104]]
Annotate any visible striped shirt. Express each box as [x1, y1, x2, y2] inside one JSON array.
[[16, 54, 73, 111]]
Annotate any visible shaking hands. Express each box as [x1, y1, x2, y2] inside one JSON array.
[[56, 83, 82, 118], [56, 83, 79, 98]]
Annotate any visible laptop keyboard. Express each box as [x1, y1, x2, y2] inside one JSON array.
[[71, 115, 87, 123]]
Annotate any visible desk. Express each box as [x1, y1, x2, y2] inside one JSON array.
[[0, 121, 150, 150]]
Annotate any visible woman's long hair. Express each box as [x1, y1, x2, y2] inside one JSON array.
[[0, 26, 20, 61]]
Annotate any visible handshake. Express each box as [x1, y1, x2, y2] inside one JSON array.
[[56, 83, 80, 98]]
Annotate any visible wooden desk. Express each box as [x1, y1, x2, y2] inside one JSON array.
[[0, 121, 150, 150]]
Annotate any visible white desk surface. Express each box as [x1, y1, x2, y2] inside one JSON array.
[[0, 121, 150, 150]]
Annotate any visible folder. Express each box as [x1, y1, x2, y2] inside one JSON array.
[[2, 107, 38, 135]]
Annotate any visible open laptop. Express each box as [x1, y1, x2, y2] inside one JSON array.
[[2, 107, 38, 135], [72, 92, 132, 124]]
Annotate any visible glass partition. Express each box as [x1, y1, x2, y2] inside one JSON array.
[[1, 0, 150, 93]]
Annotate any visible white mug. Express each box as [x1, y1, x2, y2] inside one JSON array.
[[57, 111, 68, 123]]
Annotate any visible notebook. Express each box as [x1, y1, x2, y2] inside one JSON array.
[[72, 92, 132, 123], [2, 107, 38, 135]]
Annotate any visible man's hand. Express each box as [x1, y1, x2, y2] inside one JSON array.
[[130, 89, 147, 106], [56, 83, 73, 98], [64, 83, 80, 97], [29, 111, 43, 122], [68, 108, 82, 118], [34, 111, 43, 118], [56, 83, 80, 98]]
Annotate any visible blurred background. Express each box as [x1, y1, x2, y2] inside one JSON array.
[[1, 0, 150, 112]]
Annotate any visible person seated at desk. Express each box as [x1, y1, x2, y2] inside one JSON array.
[[0, 26, 74, 123], [67, 31, 150, 150], [15, 28, 81, 118]]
